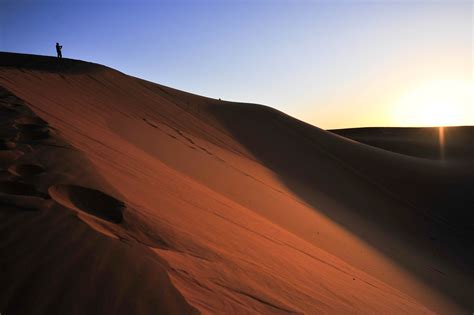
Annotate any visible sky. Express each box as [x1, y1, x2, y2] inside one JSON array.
[[1, 0, 472, 129]]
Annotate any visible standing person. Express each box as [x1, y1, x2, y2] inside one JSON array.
[[56, 42, 63, 59]]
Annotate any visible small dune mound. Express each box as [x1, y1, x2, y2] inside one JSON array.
[[0, 180, 38, 196], [8, 163, 45, 176], [0, 140, 16, 150], [15, 116, 48, 126], [49, 184, 124, 223]]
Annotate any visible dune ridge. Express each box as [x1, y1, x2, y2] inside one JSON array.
[[0, 52, 473, 314]]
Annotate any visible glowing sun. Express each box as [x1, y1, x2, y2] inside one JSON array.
[[392, 79, 473, 127]]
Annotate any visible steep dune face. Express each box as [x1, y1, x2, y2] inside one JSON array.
[[0, 53, 472, 314]]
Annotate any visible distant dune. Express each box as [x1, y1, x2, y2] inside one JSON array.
[[331, 127, 474, 160], [0, 52, 473, 314]]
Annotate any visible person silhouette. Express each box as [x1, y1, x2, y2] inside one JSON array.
[[56, 42, 63, 59]]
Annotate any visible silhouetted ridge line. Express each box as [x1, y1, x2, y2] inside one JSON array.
[[0, 52, 105, 74]]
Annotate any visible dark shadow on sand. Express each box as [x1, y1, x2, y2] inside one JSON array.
[[209, 102, 474, 311]]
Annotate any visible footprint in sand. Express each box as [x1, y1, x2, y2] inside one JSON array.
[[0, 150, 24, 168], [0, 137, 23, 169], [8, 163, 45, 177], [0, 139, 17, 150], [15, 116, 48, 126], [0, 105, 19, 117], [0, 179, 49, 210], [0, 180, 48, 198], [14, 123, 50, 141], [48, 184, 171, 248], [49, 184, 124, 224]]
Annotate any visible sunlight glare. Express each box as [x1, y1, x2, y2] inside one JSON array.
[[392, 79, 473, 127]]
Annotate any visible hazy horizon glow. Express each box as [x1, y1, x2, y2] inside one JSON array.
[[1, 0, 472, 129]]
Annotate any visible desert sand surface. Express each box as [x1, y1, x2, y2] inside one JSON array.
[[0, 52, 472, 314]]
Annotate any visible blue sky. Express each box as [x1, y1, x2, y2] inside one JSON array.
[[1, 0, 472, 128]]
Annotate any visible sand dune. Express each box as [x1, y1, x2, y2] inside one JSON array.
[[0, 52, 472, 314], [330, 127, 474, 160]]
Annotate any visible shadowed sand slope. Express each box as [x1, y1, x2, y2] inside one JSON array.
[[0, 52, 473, 314]]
